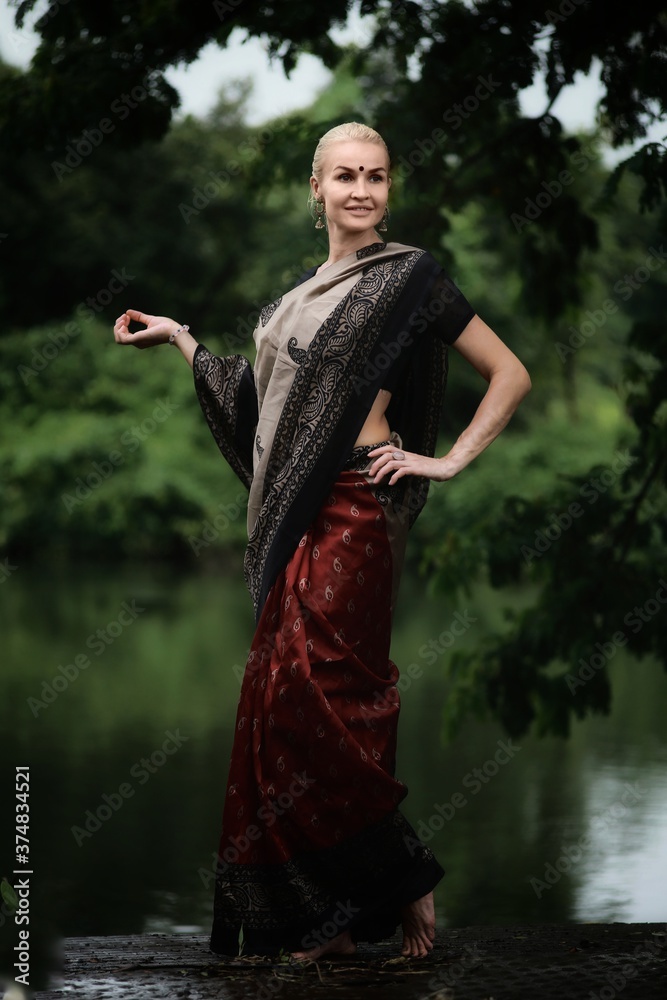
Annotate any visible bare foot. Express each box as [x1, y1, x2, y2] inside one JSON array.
[[401, 891, 436, 958], [291, 929, 357, 962]]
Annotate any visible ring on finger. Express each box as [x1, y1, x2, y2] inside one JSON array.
[[392, 450, 405, 461]]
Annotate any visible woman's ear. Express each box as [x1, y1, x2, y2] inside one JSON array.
[[310, 175, 320, 199]]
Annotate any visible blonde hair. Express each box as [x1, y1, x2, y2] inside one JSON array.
[[311, 122, 390, 179], [308, 122, 390, 218]]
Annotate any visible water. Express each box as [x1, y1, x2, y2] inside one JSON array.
[[2, 559, 666, 964]]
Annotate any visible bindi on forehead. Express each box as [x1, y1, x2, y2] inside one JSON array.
[[331, 163, 387, 173]]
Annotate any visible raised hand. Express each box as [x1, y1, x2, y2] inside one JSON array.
[[113, 309, 180, 349]]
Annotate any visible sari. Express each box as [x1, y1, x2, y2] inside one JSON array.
[[193, 241, 475, 955]]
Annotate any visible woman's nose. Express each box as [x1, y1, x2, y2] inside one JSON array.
[[351, 179, 370, 198]]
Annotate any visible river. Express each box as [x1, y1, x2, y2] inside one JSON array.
[[2, 558, 666, 952]]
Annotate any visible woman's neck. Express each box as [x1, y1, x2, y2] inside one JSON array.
[[318, 229, 384, 272]]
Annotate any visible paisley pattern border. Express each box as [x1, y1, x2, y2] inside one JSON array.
[[342, 438, 407, 508], [260, 297, 282, 327], [244, 254, 422, 612], [356, 241, 387, 260], [212, 808, 440, 945], [287, 336, 308, 365], [193, 347, 253, 489]]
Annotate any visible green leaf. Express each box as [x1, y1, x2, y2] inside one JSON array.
[[1, 877, 18, 912]]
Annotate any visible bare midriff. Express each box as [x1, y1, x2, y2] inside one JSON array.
[[354, 388, 392, 447]]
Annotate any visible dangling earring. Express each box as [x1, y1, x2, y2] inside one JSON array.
[[378, 206, 389, 232], [314, 200, 326, 229]]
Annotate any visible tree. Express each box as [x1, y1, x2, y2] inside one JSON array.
[[3, 0, 666, 737], [4, 1, 666, 323]]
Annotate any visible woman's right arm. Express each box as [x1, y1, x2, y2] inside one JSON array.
[[114, 308, 258, 488], [113, 309, 198, 367]]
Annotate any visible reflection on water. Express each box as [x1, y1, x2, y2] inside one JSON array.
[[574, 761, 667, 922], [2, 559, 666, 961]]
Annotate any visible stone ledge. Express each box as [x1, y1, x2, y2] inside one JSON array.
[[30, 922, 667, 999]]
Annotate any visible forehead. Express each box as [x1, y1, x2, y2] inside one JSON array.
[[321, 140, 388, 172]]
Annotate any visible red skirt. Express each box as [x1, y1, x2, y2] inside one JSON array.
[[210, 468, 444, 955]]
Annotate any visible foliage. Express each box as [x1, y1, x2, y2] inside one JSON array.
[[6, 1, 667, 325], [0, 878, 17, 913], [421, 189, 667, 738], [0, 84, 269, 330], [0, 317, 250, 560], [2, 1, 667, 738]]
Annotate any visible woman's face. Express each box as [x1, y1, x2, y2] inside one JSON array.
[[310, 140, 391, 239]]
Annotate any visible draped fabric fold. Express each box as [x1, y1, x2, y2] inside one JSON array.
[[210, 467, 444, 955], [192, 351, 258, 490], [191, 241, 475, 956], [194, 242, 474, 620]]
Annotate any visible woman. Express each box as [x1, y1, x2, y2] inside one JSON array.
[[113, 122, 530, 961]]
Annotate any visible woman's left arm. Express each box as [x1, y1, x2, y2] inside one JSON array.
[[369, 315, 531, 485]]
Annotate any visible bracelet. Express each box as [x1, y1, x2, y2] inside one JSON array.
[[169, 324, 189, 344]]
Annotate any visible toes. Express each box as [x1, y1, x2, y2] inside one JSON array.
[[402, 935, 422, 958], [402, 933, 432, 959], [291, 930, 356, 962]]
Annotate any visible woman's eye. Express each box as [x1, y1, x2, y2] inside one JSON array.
[[335, 172, 385, 182]]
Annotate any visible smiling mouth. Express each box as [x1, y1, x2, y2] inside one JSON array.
[[346, 206, 372, 211]]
